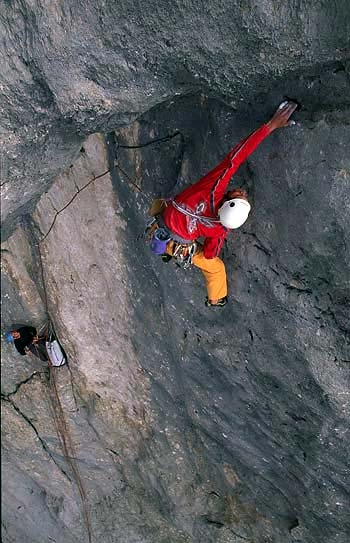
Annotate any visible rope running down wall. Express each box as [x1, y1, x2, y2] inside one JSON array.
[[32, 130, 184, 541]]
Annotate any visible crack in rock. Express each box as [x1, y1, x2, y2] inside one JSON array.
[[1, 394, 72, 483]]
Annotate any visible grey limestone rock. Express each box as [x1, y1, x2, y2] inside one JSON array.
[[1, 1, 350, 543], [1, 0, 349, 236]]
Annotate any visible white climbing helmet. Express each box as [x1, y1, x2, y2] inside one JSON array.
[[218, 198, 251, 229]]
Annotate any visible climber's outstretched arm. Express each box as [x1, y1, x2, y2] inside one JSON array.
[[176, 101, 298, 212]]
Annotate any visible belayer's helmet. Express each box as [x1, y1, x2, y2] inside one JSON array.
[[218, 198, 251, 229], [5, 332, 14, 343]]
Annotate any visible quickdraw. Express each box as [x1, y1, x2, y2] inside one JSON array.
[[172, 241, 197, 269]]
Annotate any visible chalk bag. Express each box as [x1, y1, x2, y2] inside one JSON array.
[[150, 227, 171, 255]]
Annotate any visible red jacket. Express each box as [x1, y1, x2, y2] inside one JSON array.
[[162, 123, 271, 258]]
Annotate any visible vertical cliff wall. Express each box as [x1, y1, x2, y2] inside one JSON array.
[[1, 0, 349, 236], [2, 93, 350, 542], [1, 2, 350, 543]]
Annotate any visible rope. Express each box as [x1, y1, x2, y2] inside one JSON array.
[[39, 131, 183, 242], [171, 199, 221, 226], [29, 130, 183, 541], [114, 161, 153, 203], [47, 362, 92, 543], [117, 130, 183, 149], [34, 231, 93, 543], [40, 168, 112, 242]]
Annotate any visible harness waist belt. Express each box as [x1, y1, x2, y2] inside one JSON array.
[[156, 215, 193, 245]]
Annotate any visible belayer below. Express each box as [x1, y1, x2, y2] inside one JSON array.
[[5, 324, 66, 366], [5, 326, 49, 361], [147, 100, 298, 307]]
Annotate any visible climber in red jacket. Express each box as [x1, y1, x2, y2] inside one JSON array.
[[149, 100, 298, 307]]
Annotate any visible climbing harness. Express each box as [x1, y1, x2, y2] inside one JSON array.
[[145, 196, 198, 269], [144, 198, 218, 266], [145, 215, 197, 269]]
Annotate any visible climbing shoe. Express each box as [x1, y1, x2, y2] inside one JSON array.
[[205, 296, 228, 308]]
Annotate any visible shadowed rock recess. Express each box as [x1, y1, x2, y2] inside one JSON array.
[[1, 2, 350, 543]]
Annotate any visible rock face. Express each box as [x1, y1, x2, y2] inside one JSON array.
[[1, 2, 350, 543], [1, 0, 349, 236]]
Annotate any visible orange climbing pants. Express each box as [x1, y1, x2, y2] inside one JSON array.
[[192, 245, 227, 301], [165, 241, 227, 300]]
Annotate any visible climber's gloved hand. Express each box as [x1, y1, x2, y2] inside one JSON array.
[[267, 101, 298, 131]]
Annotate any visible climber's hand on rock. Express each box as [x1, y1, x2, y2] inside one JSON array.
[[267, 101, 298, 131]]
